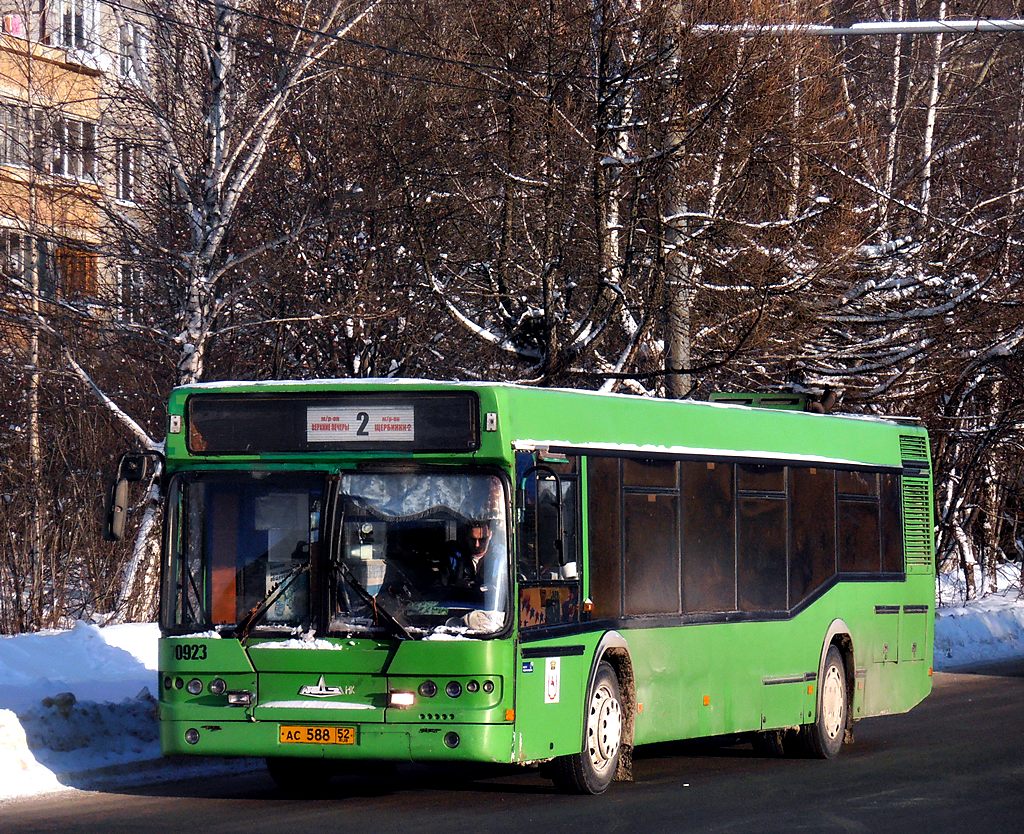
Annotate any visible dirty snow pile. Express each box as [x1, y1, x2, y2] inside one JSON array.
[[2, 578, 1023, 803], [0, 621, 161, 801]]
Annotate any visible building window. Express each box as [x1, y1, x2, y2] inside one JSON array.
[[1, 231, 29, 279], [0, 232, 55, 296], [119, 21, 145, 79], [39, 0, 98, 52], [55, 245, 97, 297], [2, 11, 28, 37], [115, 140, 137, 200], [51, 117, 96, 179], [117, 262, 140, 321], [0, 102, 31, 167]]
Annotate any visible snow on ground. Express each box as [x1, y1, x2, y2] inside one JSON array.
[[1, 573, 1021, 803], [934, 563, 1024, 668], [0, 621, 255, 803]]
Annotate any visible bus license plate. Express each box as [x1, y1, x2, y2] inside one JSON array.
[[279, 725, 356, 745]]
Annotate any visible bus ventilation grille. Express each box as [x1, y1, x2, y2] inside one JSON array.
[[899, 434, 933, 572], [899, 434, 929, 469]]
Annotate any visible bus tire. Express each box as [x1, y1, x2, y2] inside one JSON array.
[[265, 756, 333, 792], [804, 645, 847, 759], [552, 661, 623, 794]]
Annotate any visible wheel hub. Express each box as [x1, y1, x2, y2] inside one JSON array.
[[821, 665, 844, 740], [587, 684, 622, 773]]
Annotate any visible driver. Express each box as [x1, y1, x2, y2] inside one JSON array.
[[445, 521, 493, 591]]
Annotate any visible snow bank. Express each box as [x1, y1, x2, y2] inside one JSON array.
[[934, 590, 1024, 669], [0, 621, 161, 801]]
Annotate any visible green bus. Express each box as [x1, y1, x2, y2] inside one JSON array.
[[106, 380, 934, 794]]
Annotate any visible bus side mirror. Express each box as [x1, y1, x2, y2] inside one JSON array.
[[104, 478, 130, 541], [119, 453, 152, 483], [103, 452, 162, 541]]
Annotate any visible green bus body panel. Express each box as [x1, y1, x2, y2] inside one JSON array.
[[158, 380, 934, 766]]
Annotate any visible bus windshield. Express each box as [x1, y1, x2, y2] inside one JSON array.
[[162, 470, 509, 638], [163, 472, 323, 633], [333, 472, 509, 636]]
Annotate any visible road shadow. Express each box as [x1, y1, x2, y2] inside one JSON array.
[[97, 759, 559, 801], [87, 733, 852, 803], [935, 657, 1024, 679]]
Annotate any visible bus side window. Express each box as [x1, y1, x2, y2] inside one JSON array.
[[515, 452, 578, 581]]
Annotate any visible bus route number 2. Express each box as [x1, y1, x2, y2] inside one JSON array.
[[173, 643, 208, 661]]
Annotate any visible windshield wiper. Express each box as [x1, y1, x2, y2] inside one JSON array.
[[326, 479, 412, 641], [236, 560, 309, 641], [335, 559, 413, 641]]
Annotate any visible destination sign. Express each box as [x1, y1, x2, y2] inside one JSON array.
[[307, 406, 415, 443], [186, 391, 478, 454]]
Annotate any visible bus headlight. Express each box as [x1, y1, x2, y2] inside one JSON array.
[[389, 691, 415, 708], [226, 690, 254, 706]]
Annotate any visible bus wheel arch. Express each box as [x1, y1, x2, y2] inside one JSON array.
[[806, 621, 856, 756], [552, 632, 635, 793]]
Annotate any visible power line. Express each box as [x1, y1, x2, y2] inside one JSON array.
[[691, 19, 1024, 37]]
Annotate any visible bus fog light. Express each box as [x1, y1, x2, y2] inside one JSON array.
[[443, 732, 460, 749], [184, 728, 200, 745], [186, 678, 203, 695], [389, 691, 415, 708], [209, 678, 227, 695], [227, 690, 254, 706]]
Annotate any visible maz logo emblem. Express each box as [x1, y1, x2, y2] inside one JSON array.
[[299, 675, 356, 697]]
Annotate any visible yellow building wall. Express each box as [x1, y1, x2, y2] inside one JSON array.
[[0, 32, 103, 243]]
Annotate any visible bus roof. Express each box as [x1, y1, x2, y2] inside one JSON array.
[[166, 379, 928, 471]]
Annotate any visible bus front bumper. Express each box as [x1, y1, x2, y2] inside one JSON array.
[[161, 719, 516, 763]]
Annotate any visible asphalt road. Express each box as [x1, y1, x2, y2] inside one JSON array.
[[5, 660, 1023, 832]]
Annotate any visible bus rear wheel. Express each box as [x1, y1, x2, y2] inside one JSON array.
[[803, 645, 848, 759], [552, 661, 623, 794]]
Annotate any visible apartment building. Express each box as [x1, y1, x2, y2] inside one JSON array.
[[0, 1, 144, 310]]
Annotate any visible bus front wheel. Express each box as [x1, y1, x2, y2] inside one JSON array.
[[552, 661, 623, 794], [803, 645, 848, 759]]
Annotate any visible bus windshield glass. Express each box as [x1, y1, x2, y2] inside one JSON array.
[[163, 472, 322, 633], [162, 470, 509, 638], [333, 472, 509, 636]]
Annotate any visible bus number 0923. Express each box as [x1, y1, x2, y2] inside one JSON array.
[[173, 644, 208, 661]]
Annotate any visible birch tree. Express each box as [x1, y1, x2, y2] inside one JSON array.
[[76, 0, 383, 619]]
